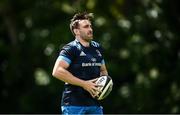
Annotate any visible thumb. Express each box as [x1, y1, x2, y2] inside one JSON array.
[[90, 77, 99, 83]]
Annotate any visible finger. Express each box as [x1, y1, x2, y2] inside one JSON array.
[[92, 88, 100, 97], [93, 92, 99, 97], [95, 84, 103, 87], [90, 78, 98, 82], [90, 90, 96, 98], [93, 89, 101, 98], [92, 87, 102, 94], [93, 88, 102, 97]]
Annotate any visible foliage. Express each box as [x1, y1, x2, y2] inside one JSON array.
[[0, 0, 180, 113]]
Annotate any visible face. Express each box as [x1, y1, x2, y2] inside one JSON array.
[[76, 20, 93, 42]]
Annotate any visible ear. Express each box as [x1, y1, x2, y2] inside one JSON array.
[[73, 29, 79, 35]]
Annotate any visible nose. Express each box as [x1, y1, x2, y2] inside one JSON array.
[[89, 29, 93, 34], [89, 26, 93, 32]]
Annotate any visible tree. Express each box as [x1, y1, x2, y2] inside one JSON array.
[[0, 0, 180, 113]]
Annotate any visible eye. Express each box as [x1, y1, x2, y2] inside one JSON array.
[[84, 25, 89, 28], [85, 25, 92, 28]]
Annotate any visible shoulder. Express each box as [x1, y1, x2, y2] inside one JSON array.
[[62, 40, 81, 51], [90, 41, 101, 48], [68, 40, 81, 50], [59, 40, 80, 58]]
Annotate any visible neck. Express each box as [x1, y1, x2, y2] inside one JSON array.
[[76, 37, 90, 47]]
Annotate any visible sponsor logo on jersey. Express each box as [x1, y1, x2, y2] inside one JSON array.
[[91, 41, 100, 47], [80, 51, 86, 56], [82, 62, 101, 67]]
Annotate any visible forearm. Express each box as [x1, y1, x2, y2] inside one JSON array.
[[52, 67, 85, 87], [100, 70, 108, 76], [100, 64, 108, 76]]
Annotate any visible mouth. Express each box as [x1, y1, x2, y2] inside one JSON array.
[[88, 31, 93, 36]]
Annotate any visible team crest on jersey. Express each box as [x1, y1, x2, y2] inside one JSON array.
[[96, 50, 102, 57], [91, 58, 96, 62]]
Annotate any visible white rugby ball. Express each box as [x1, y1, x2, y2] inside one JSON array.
[[95, 75, 113, 100]]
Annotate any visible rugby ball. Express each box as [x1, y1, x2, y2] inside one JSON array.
[[95, 75, 113, 100]]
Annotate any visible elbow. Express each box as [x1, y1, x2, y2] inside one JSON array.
[[52, 68, 58, 78], [52, 71, 56, 77], [52, 67, 63, 78]]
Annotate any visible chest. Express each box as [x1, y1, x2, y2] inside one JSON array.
[[74, 47, 102, 64]]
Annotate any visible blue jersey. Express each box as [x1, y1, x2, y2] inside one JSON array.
[[58, 39, 105, 106]]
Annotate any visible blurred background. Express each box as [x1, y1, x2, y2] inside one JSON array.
[[0, 0, 180, 114]]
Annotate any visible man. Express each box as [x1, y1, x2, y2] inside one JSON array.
[[52, 12, 109, 114]]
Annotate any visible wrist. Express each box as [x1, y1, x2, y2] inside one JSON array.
[[77, 79, 86, 88]]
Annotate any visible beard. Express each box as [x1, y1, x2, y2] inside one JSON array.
[[80, 32, 93, 42], [83, 36, 93, 42]]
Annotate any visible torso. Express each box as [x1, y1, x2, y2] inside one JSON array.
[[59, 39, 104, 106]]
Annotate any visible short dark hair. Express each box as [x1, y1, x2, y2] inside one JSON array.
[[70, 12, 94, 35]]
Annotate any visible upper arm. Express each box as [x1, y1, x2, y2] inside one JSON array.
[[52, 57, 70, 76], [54, 58, 70, 69], [53, 45, 74, 74]]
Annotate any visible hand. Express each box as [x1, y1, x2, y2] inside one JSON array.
[[82, 78, 102, 98]]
